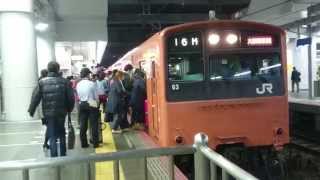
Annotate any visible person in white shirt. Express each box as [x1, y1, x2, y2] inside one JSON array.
[[76, 68, 100, 148]]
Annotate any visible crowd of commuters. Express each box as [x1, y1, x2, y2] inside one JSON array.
[[28, 61, 146, 157]]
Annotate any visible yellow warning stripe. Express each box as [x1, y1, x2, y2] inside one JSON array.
[[95, 114, 125, 180]]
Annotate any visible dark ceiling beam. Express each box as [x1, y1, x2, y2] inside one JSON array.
[[281, 3, 320, 29], [282, 14, 320, 29], [108, 13, 208, 25], [109, 0, 250, 6], [107, 42, 138, 48], [308, 3, 320, 15]]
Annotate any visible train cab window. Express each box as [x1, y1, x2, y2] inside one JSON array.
[[209, 54, 281, 82], [168, 53, 203, 81]]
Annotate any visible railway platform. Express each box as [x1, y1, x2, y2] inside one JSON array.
[[0, 114, 258, 180], [289, 90, 320, 136], [0, 116, 186, 180]]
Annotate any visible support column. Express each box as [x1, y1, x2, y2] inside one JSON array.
[[307, 11, 313, 99], [36, 33, 55, 74], [0, 0, 38, 121]]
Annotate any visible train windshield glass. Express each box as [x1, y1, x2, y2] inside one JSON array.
[[209, 53, 281, 81], [168, 53, 203, 81], [167, 31, 203, 82]]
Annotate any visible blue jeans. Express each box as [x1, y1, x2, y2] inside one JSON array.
[[47, 117, 66, 157]]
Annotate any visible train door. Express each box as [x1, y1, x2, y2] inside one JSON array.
[[150, 61, 159, 138]]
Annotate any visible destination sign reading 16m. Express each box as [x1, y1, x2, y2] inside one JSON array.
[[168, 32, 202, 52]]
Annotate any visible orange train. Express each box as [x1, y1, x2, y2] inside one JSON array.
[[109, 20, 289, 151]]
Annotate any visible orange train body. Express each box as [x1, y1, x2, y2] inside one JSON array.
[[109, 20, 289, 150]]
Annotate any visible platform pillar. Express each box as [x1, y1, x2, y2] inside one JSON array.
[[0, 0, 39, 121]]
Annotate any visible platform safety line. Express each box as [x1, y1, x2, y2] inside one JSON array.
[[95, 114, 125, 180]]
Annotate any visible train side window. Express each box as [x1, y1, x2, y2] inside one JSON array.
[[167, 53, 203, 81]]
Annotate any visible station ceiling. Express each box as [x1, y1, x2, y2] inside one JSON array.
[[47, 0, 320, 68], [103, 0, 250, 67]]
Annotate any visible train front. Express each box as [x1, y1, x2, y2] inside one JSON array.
[[160, 21, 289, 150]]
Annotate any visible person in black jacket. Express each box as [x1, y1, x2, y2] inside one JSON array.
[[129, 69, 146, 130], [28, 61, 75, 157], [291, 67, 301, 93], [39, 69, 50, 150]]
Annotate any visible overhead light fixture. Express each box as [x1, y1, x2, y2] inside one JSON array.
[[35, 22, 49, 32], [208, 33, 220, 45], [301, 10, 308, 18], [226, 33, 238, 44]]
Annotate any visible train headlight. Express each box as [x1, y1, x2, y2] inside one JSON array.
[[226, 33, 238, 44], [208, 33, 220, 45]]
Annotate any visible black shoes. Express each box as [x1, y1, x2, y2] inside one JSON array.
[[81, 144, 89, 148], [43, 144, 50, 150]]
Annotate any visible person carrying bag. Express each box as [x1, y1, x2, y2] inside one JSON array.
[[76, 68, 101, 148]]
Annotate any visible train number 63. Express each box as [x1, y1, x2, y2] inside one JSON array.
[[171, 84, 180, 91]]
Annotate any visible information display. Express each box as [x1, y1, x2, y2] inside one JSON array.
[[168, 32, 202, 52]]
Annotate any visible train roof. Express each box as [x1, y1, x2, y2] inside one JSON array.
[[108, 20, 285, 71], [159, 20, 285, 36]]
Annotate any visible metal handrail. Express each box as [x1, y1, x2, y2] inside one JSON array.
[[194, 133, 259, 180], [0, 146, 194, 171], [0, 146, 194, 180], [0, 133, 259, 180]]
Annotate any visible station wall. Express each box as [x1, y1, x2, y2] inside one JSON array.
[[287, 36, 320, 91]]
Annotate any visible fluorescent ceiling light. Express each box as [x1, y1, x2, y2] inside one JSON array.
[[301, 10, 308, 18], [35, 23, 49, 32]]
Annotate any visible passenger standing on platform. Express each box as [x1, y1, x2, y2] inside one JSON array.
[[291, 67, 301, 93], [76, 68, 100, 148], [38, 69, 50, 150], [105, 70, 118, 122], [129, 69, 146, 130], [28, 61, 75, 157], [96, 72, 108, 112], [107, 71, 126, 133], [121, 64, 134, 128]]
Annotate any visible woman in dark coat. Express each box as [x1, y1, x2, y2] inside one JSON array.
[[107, 71, 125, 133], [129, 69, 146, 130]]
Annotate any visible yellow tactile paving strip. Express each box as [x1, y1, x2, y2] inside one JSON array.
[[95, 114, 125, 180]]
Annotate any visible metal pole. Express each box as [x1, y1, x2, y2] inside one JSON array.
[[168, 155, 175, 180], [222, 169, 228, 180], [22, 169, 29, 180], [194, 133, 210, 180], [87, 162, 91, 180], [210, 162, 217, 180], [143, 157, 148, 180], [56, 166, 62, 180], [113, 160, 120, 180], [308, 11, 313, 99]]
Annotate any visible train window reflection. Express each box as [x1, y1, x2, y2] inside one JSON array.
[[168, 53, 204, 81], [209, 54, 281, 81]]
